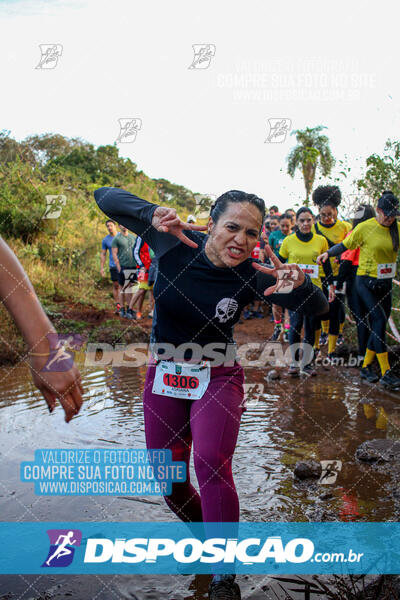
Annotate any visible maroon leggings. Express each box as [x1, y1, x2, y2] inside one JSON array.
[[143, 362, 245, 523]]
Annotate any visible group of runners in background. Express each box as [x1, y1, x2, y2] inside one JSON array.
[[95, 182, 400, 599], [101, 214, 199, 321], [100, 220, 157, 320], [2, 182, 398, 600], [100, 185, 400, 390], [95, 183, 400, 599]]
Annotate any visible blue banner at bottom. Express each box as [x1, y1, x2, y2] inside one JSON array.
[[0, 522, 398, 575]]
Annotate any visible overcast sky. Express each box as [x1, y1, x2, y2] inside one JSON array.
[[1, 0, 398, 214]]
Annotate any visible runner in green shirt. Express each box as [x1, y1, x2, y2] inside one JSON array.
[[111, 225, 137, 318], [269, 213, 293, 341], [269, 228, 286, 256]]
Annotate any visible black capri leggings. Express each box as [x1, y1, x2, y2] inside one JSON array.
[[355, 275, 392, 354], [288, 309, 315, 365], [346, 276, 368, 356], [319, 278, 341, 336]]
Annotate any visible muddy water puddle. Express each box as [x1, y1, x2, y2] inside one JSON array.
[[0, 360, 399, 599]]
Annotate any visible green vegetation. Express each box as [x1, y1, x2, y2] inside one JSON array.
[[356, 139, 400, 199], [287, 125, 335, 205], [0, 131, 212, 362], [1, 128, 400, 361]]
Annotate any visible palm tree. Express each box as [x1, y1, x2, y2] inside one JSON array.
[[287, 126, 335, 205]]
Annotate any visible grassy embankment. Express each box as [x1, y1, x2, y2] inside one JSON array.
[[0, 179, 196, 365]]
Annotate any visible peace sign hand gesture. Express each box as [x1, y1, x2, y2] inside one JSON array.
[[152, 207, 207, 248], [252, 243, 305, 296]]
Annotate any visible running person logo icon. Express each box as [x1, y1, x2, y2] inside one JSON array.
[[264, 118, 292, 143], [115, 118, 142, 144], [120, 268, 138, 293], [35, 44, 63, 69], [43, 194, 67, 219], [42, 529, 82, 567], [40, 334, 85, 372], [188, 44, 216, 69], [319, 460, 342, 485], [274, 268, 299, 294]]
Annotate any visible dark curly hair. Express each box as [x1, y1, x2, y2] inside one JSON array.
[[312, 185, 342, 208]]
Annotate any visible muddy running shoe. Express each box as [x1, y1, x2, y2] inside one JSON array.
[[270, 325, 282, 341], [337, 333, 345, 345], [380, 370, 400, 390], [125, 308, 136, 320], [115, 303, 121, 314], [148, 310, 154, 318], [319, 332, 328, 346], [118, 307, 126, 318], [300, 363, 317, 377], [283, 330, 290, 343], [209, 575, 241, 600], [288, 364, 300, 376], [360, 365, 379, 383]]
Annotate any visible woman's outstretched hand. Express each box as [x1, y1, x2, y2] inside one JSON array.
[[252, 244, 305, 296], [317, 251, 329, 265], [152, 207, 207, 248], [0, 237, 84, 423], [29, 357, 84, 423]]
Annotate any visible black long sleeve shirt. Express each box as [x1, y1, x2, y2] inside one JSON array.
[[95, 187, 328, 351]]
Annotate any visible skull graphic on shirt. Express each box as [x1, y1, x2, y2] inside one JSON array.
[[214, 298, 239, 323]]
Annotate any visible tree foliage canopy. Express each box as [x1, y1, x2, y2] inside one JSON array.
[[0, 131, 201, 241], [287, 126, 335, 204], [357, 139, 400, 200]]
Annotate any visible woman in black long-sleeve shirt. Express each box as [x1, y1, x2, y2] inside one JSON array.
[[95, 187, 328, 597]]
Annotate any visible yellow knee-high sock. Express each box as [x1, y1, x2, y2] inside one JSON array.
[[362, 349, 376, 368], [339, 322, 345, 334], [328, 335, 338, 355], [376, 406, 388, 430], [322, 320, 329, 334], [314, 329, 321, 349], [377, 352, 390, 376], [363, 403, 376, 420]]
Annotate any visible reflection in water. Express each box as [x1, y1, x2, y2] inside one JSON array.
[[0, 363, 398, 524], [0, 362, 399, 596], [376, 406, 389, 430], [239, 368, 398, 522], [338, 487, 361, 521], [362, 403, 389, 431]]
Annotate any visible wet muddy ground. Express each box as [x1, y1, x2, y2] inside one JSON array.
[[1, 312, 400, 599]]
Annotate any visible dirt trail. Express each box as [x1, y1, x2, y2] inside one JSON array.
[[234, 311, 275, 345]]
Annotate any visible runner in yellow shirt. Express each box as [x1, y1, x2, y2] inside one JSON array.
[[279, 207, 333, 376], [312, 186, 352, 356], [318, 191, 400, 390]]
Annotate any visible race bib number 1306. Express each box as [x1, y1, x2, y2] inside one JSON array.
[[152, 361, 210, 400]]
